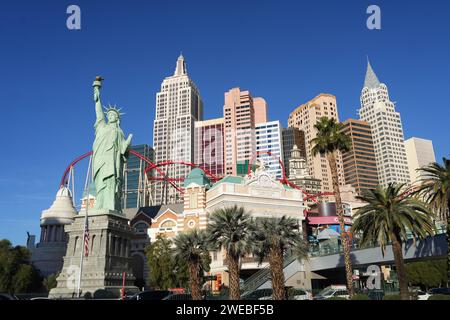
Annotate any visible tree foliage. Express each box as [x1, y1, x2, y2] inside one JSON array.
[[416, 157, 450, 281], [353, 184, 436, 253], [145, 236, 188, 290], [416, 157, 450, 222], [352, 184, 436, 300], [310, 117, 351, 156], [406, 259, 447, 290], [0, 239, 42, 293], [310, 117, 354, 297], [207, 205, 253, 300], [251, 216, 308, 300], [173, 229, 211, 300], [43, 273, 59, 291]]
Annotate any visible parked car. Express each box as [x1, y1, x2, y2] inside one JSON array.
[[0, 293, 19, 300], [417, 291, 432, 300], [163, 293, 193, 300], [313, 285, 349, 300], [288, 288, 312, 300], [429, 288, 450, 296], [241, 289, 273, 300], [242, 287, 311, 300], [126, 290, 172, 300]]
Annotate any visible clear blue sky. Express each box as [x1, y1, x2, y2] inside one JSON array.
[[1, 0, 449, 245]]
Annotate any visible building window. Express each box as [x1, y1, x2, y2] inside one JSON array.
[[189, 193, 198, 208], [160, 220, 176, 231]]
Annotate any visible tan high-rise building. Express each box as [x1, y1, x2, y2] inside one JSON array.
[[253, 97, 268, 125], [405, 137, 436, 184], [224, 88, 258, 175], [341, 119, 379, 195], [288, 94, 346, 198]]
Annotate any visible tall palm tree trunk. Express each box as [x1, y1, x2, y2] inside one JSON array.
[[390, 232, 409, 300], [188, 261, 202, 300], [327, 152, 355, 297], [227, 253, 241, 300], [269, 246, 285, 300]]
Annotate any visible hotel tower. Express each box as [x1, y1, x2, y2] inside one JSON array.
[[288, 94, 346, 200], [152, 54, 203, 204], [358, 60, 410, 187]]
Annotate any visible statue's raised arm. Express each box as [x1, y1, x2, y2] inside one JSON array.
[[93, 76, 105, 127]]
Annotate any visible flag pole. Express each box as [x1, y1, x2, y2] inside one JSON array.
[[77, 155, 92, 298]]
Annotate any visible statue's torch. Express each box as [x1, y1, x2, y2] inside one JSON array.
[[93, 76, 104, 88]]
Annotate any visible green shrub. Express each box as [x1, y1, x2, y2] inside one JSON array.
[[327, 297, 347, 300], [383, 294, 401, 300], [351, 294, 369, 300], [428, 295, 450, 300], [93, 289, 115, 299], [84, 292, 92, 300]]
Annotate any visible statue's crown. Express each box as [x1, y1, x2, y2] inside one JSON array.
[[103, 104, 125, 117]]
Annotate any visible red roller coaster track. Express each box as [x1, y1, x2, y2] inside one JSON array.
[[61, 150, 339, 207], [246, 151, 334, 204]]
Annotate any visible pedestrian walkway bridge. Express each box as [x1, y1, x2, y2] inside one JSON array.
[[241, 234, 447, 293]]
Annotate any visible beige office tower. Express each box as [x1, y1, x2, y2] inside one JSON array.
[[223, 88, 258, 176], [288, 94, 346, 200], [153, 54, 203, 204], [405, 137, 436, 184], [359, 60, 410, 187]]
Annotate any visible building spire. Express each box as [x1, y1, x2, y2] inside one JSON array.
[[364, 57, 381, 89], [174, 53, 187, 76]]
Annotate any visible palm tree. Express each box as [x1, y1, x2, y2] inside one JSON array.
[[207, 205, 253, 300], [173, 229, 211, 300], [352, 184, 435, 300], [252, 216, 308, 300], [416, 158, 450, 279], [310, 117, 354, 296]]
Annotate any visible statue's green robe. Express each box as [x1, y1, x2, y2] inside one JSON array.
[[92, 116, 128, 212]]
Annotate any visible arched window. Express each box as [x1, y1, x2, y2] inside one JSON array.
[[160, 220, 176, 231], [134, 222, 148, 235]]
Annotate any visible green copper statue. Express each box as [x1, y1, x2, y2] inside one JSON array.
[[92, 77, 132, 212]]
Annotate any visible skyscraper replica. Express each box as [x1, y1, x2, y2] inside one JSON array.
[[288, 94, 345, 200], [194, 118, 225, 178], [153, 55, 203, 204], [122, 144, 154, 209], [223, 88, 267, 176], [404, 137, 436, 184], [341, 119, 379, 195], [359, 60, 410, 187], [255, 120, 284, 178]]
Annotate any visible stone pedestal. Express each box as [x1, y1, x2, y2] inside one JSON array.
[[49, 210, 138, 298]]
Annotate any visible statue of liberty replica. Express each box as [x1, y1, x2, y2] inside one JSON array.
[[50, 77, 137, 299], [92, 76, 132, 212]]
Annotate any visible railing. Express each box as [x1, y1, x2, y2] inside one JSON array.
[[309, 227, 447, 258], [241, 254, 297, 294]]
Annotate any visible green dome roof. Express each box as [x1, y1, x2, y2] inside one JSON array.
[[184, 168, 210, 188]]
